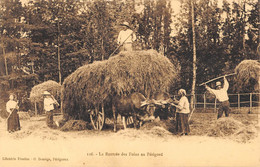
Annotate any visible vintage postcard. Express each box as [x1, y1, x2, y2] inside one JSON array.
[[0, 0, 259, 166]]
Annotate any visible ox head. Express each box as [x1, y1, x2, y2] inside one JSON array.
[[139, 99, 157, 121], [144, 98, 175, 120]]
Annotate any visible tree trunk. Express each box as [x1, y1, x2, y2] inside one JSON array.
[[57, 19, 61, 84], [2, 40, 8, 76], [191, 0, 197, 110]]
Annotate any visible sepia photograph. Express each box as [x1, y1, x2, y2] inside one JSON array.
[[0, 0, 259, 166]]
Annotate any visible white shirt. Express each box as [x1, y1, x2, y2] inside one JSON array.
[[6, 100, 18, 113], [44, 97, 55, 111], [206, 78, 229, 102], [117, 29, 136, 44], [176, 96, 190, 114]]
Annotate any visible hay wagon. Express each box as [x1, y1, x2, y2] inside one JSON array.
[[61, 50, 180, 130]]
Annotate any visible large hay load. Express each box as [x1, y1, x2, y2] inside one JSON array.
[[61, 50, 180, 129], [30, 80, 61, 115], [235, 60, 260, 92]]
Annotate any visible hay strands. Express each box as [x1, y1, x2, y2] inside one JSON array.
[[199, 73, 236, 86]]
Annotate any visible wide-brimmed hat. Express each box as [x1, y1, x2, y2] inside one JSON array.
[[216, 81, 222, 87], [42, 91, 51, 96], [120, 21, 130, 27], [178, 89, 186, 96]]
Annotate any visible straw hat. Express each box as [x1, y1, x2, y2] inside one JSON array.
[[42, 91, 51, 96], [216, 81, 222, 87], [121, 21, 130, 27]]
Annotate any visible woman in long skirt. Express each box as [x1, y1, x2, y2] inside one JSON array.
[[6, 94, 20, 132], [174, 89, 190, 135]]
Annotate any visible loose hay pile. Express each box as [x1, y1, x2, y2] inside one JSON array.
[[30, 80, 61, 103], [145, 126, 172, 137], [235, 60, 260, 92], [62, 50, 180, 121], [140, 119, 175, 133], [207, 117, 257, 143], [114, 126, 172, 139], [60, 120, 91, 131]]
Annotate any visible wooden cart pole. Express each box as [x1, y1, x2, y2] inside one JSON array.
[[238, 93, 240, 112], [204, 93, 206, 112], [214, 98, 217, 113], [249, 93, 252, 113], [34, 102, 38, 116]]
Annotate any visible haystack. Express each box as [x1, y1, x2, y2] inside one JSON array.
[[235, 60, 260, 92], [62, 50, 180, 121], [29, 80, 61, 103], [29, 80, 61, 115]]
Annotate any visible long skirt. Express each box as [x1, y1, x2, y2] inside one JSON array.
[[7, 109, 21, 132], [176, 113, 190, 135]]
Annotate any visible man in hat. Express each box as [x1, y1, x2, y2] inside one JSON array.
[[43, 91, 59, 128], [205, 76, 230, 119], [117, 21, 136, 51]]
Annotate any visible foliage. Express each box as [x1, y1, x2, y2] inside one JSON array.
[[172, 0, 259, 93], [0, 0, 259, 99]]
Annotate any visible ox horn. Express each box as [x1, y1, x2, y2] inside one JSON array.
[[140, 100, 149, 107], [152, 99, 162, 105]]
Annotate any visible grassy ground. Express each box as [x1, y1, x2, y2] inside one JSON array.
[[0, 111, 259, 167], [0, 111, 258, 143]]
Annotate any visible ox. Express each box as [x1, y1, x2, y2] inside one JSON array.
[[112, 92, 155, 132], [152, 92, 175, 120]]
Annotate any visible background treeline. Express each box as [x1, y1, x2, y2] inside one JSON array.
[[0, 0, 259, 97]]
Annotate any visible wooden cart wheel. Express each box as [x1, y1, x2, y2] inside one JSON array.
[[90, 105, 105, 130]]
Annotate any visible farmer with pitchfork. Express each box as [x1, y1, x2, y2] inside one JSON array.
[[205, 75, 230, 119], [117, 21, 136, 51]]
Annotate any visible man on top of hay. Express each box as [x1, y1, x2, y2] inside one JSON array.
[[6, 94, 21, 133], [117, 21, 136, 51], [205, 76, 230, 119], [43, 91, 59, 128]]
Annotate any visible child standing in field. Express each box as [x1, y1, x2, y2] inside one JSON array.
[[205, 75, 230, 119], [173, 89, 190, 135]]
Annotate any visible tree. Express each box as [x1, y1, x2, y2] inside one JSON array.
[[190, 0, 196, 109], [0, 0, 25, 76]]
